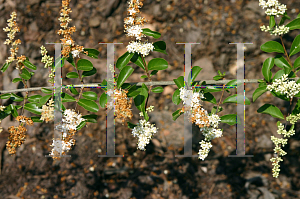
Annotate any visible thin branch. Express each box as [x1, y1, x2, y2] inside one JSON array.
[[1, 78, 299, 94]]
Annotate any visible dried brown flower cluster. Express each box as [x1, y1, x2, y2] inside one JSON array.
[[57, 0, 88, 58], [106, 89, 133, 124], [6, 116, 33, 155], [123, 0, 148, 31], [3, 11, 26, 70], [179, 105, 210, 129]]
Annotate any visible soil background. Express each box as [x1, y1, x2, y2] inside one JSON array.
[[0, 0, 300, 198]]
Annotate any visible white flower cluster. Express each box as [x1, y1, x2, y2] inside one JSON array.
[[50, 138, 74, 156], [126, 40, 154, 57], [55, 109, 86, 138], [267, 74, 300, 98], [260, 25, 289, 36], [71, 49, 80, 58], [40, 45, 54, 69], [259, 0, 287, 17], [286, 113, 300, 125], [139, 105, 154, 117], [132, 119, 158, 151], [179, 87, 223, 160]]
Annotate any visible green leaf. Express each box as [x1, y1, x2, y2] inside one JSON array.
[[172, 109, 183, 121], [30, 72, 35, 76], [82, 67, 97, 77], [294, 56, 300, 69], [272, 69, 285, 82], [24, 103, 42, 115], [76, 121, 86, 130], [148, 58, 168, 71], [153, 41, 167, 55], [220, 114, 241, 125], [82, 91, 97, 101], [290, 34, 300, 56], [210, 106, 223, 115], [127, 121, 137, 129], [69, 87, 79, 95], [279, 12, 291, 26], [130, 53, 145, 70], [0, 93, 11, 99], [77, 59, 93, 71], [66, 52, 75, 67], [12, 78, 22, 83], [66, 72, 79, 78], [8, 104, 18, 118], [174, 76, 184, 89], [37, 95, 52, 107], [10, 93, 24, 102], [127, 90, 140, 97], [121, 83, 131, 90], [1, 62, 11, 73], [172, 89, 181, 105], [116, 51, 134, 71], [142, 28, 161, 39], [41, 88, 53, 94], [262, 57, 274, 82], [61, 92, 76, 103], [257, 104, 284, 119], [23, 60, 37, 70], [224, 79, 243, 90], [252, 86, 267, 102], [78, 99, 99, 112], [261, 41, 285, 53], [83, 48, 100, 59], [31, 116, 43, 123], [133, 88, 148, 112], [286, 18, 300, 30], [99, 93, 108, 108], [28, 95, 42, 103], [141, 75, 148, 78], [150, 70, 158, 76], [213, 75, 223, 81], [274, 55, 291, 72], [117, 65, 134, 89], [82, 114, 98, 123], [202, 92, 217, 104], [292, 99, 300, 115], [202, 86, 223, 92], [223, 94, 251, 105], [190, 66, 202, 83], [151, 86, 164, 93], [20, 68, 31, 80], [269, 15, 275, 28]]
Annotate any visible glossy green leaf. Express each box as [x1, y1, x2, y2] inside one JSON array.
[[38, 95, 52, 107], [223, 94, 250, 105], [24, 103, 42, 115], [290, 34, 300, 56], [213, 75, 223, 81], [82, 67, 97, 77], [150, 70, 158, 76], [117, 65, 134, 89], [28, 95, 42, 103], [127, 121, 137, 129], [78, 99, 99, 112], [257, 104, 284, 119], [202, 92, 217, 104], [10, 93, 24, 102], [142, 28, 161, 39], [66, 52, 75, 67], [8, 104, 18, 117], [133, 88, 148, 112], [20, 68, 31, 80], [292, 99, 300, 115], [82, 91, 97, 101], [83, 48, 100, 59], [190, 66, 202, 83], [1, 62, 11, 72], [269, 15, 275, 28], [61, 93, 76, 103], [77, 59, 93, 71], [261, 41, 285, 53], [272, 70, 285, 82], [151, 86, 164, 93], [172, 109, 183, 121], [31, 116, 43, 123], [148, 58, 168, 71], [172, 89, 181, 105], [82, 114, 98, 123], [131, 54, 145, 70], [220, 114, 241, 125], [99, 93, 108, 108], [141, 75, 148, 79], [23, 60, 37, 70], [262, 57, 274, 82], [202, 86, 223, 92], [12, 78, 22, 83], [41, 88, 53, 94], [153, 41, 167, 55], [0, 93, 11, 99], [252, 86, 267, 102], [286, 18, 300, 30], [116, 51, 134, 71], [69, 87, 79, 95], [174, 76, 184, 89], [294, 56, 300, 69], [224, 79, 243, 90], [76, 121, 86, 130], [66, 72, 79, 78], [210, 106, 223, 115], [274, 55, 291, 72]]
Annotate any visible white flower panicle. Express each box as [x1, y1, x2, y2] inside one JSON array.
[[40, 98, 55, 123], [179, 87, 223, 160], [132, 119, 158, 151], [259, 0, 287, 17], [260, 25, 289, 36], [266, 74, 300, 98], [50, 138, 74, 156], [124, 0, 154, 57]]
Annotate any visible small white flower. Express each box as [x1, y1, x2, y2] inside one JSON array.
[[71, 50, 80, 58]]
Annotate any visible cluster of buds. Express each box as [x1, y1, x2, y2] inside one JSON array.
[[179, 87, 223, 160], [57, 0, 88, 58], [267, 74, 300, 99], [6, 116, 33, 155], [106, 88, 133, 124], [0, 105, 6, 133], [124, 0, 154, 57], [50, 109, 85, 159], [260, 25, 289, 36], [40, 46, 55, 84]]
